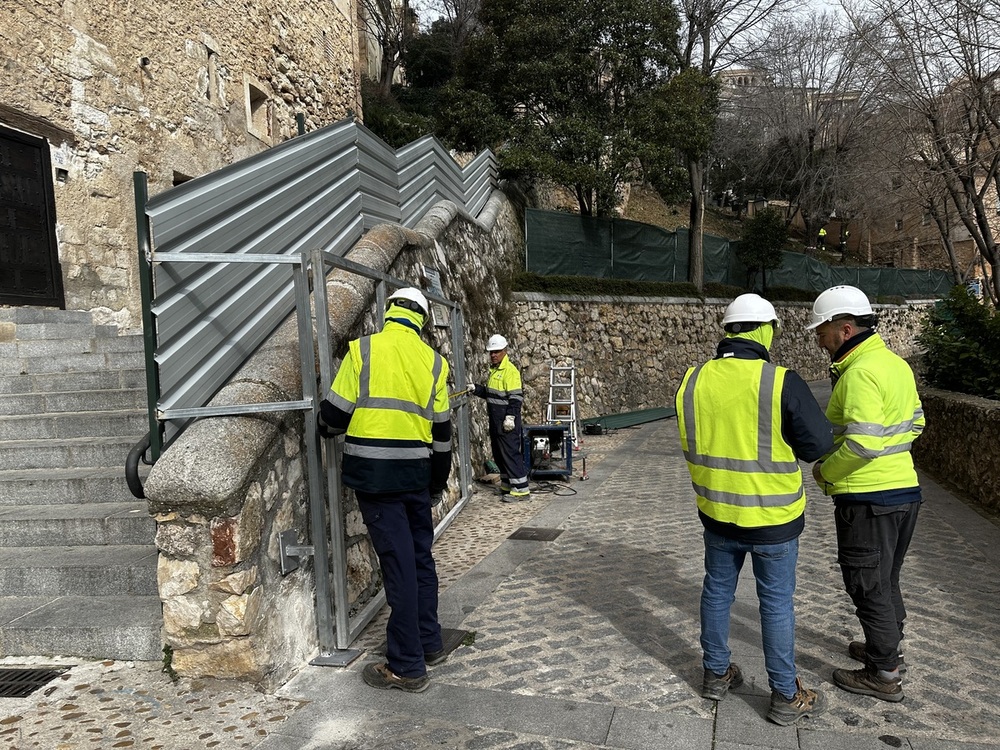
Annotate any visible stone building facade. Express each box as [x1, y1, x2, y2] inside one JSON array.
[[1, 0, 360, 328]]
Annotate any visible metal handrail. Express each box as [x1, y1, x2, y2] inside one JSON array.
[[125, 432, 152, 499]]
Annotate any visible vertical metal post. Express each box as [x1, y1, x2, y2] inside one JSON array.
[[311, 248, 358, 658], [296, 113, 306, 136], [133, 172, 163, 461], [375, 281, 387, 331], [291, 254, 340, 660], [450, 307, 472, 495]]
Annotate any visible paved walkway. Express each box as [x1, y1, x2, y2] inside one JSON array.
[[3, 383, 1000, 749]]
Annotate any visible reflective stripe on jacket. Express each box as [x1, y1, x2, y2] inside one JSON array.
[[818, 332, 923, 495], [326, 318, 452, 494], [485, 355, 523, 424], [676, 357, 805, 530]]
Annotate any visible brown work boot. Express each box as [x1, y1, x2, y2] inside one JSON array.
[[766, 678, 828, 726], [848, 640, 907, 674], [701, 663, 743, 700], [362, 662, 429, 692], [833, 664, 903, 702]]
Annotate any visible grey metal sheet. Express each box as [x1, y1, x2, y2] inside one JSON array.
[[144, 119, 497, 417]]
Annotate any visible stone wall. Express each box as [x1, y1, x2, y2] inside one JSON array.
[[511, 294, 931, 423], [2, 0, 359, 328], [143, 189, 522, 688], [913, 388, 1000, 514]]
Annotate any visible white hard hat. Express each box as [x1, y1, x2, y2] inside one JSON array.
[[386, 287, 429, 317], [806, 285, 874, 330], [486, 334, 508, 352], [722, 293, 779, 333]]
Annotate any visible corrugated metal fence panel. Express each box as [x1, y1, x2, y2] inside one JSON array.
[[356, 125, 403, 229], [464, 151, 499, 215], [145, 119, 497, 415]]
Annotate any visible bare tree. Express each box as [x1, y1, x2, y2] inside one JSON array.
[[720, 12, 884, 250], [845, 0, 1000, 304], [674, 0, 799, 290], [413, 0, 480, 51], [360, 0, 418, 97]]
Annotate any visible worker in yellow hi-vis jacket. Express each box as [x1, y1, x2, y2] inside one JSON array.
[[318, 287, 451, 694], [472, 334, 530, 501]]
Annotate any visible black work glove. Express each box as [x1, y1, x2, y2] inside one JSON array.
[[430, 491, 444, 507]]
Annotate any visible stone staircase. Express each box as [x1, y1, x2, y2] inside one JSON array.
[[0, 307, 161, 661]]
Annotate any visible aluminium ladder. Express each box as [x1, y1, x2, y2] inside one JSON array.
[[545, 359, 580, 448]]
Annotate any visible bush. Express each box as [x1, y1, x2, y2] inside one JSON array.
[[513, 273, 700, 298], [737, 207, 786, 290], [762, 285, 817, 302], [512, 274, 824, 303], [918, 286, 1000, 400]]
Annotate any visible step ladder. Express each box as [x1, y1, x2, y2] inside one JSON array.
[[545, 360, 580, 449]]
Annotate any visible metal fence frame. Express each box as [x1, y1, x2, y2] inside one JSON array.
[[135, 117, 496, 460], [132, 117, 492, 664], [136, 247, 473, 664]]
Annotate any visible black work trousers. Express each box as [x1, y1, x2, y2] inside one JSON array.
[[357, 488, 443, 678], [834, 500, 920, 671]]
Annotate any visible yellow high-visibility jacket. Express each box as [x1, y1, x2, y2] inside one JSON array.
[[321, 310, 452, 494], [675, 339, 830, 541], [482, 355, 523, 426], [817, 332, 923, 497]]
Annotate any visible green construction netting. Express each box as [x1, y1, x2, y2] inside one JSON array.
[[580, 407, 677, 430], [525, 208, 952, 298]]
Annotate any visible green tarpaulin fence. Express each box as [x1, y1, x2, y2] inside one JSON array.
[[525, 209, 952, 298], [580, 407, 677, 431]]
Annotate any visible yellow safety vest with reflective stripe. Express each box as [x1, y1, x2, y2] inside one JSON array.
[[485, 355, 523, 423], [675, 357, 805, 528], [818, 333, 923, 495], [328, 318, 451, 493]]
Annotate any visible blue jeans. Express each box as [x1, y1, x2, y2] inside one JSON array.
[[701, 529, 799, 699]]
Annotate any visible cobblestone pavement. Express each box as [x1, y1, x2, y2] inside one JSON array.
[[4, 416, 1000, 750], [275, 418, 1000, 750]]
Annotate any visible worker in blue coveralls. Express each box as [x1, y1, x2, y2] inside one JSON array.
[[472, 334, 530, 501], [318, 287, 451, 693]]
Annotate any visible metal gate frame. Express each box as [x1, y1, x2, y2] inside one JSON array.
[[140, 246, 473, 666], [301, 247, 474, 663]]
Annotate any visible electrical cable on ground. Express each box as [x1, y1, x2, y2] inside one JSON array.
[[530, 481, 577, 496]]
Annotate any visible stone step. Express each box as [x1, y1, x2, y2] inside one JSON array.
[[0, 468, 146, 506], [0, 545, 157, 596], [0, 410, 147, 441], [0, 502, 154, 547], [0, 335, 144, 359], [0, 350, 145, 376], [0, 368, 147, 395], [0, 595, 162, 661], [0, 388, 148, 416], [7, 322, 121, 340], [0, 436, 138, 471], [0, 308, 94, 324]]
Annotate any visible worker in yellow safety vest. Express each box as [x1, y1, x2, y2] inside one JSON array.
[[318, 287, 452, 694], [471, 334, 530, 501], [675, 293, 832, 726], [808, 284, 924, 703]]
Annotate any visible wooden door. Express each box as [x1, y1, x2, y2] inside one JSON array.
[[0, 123, 65, 308]]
